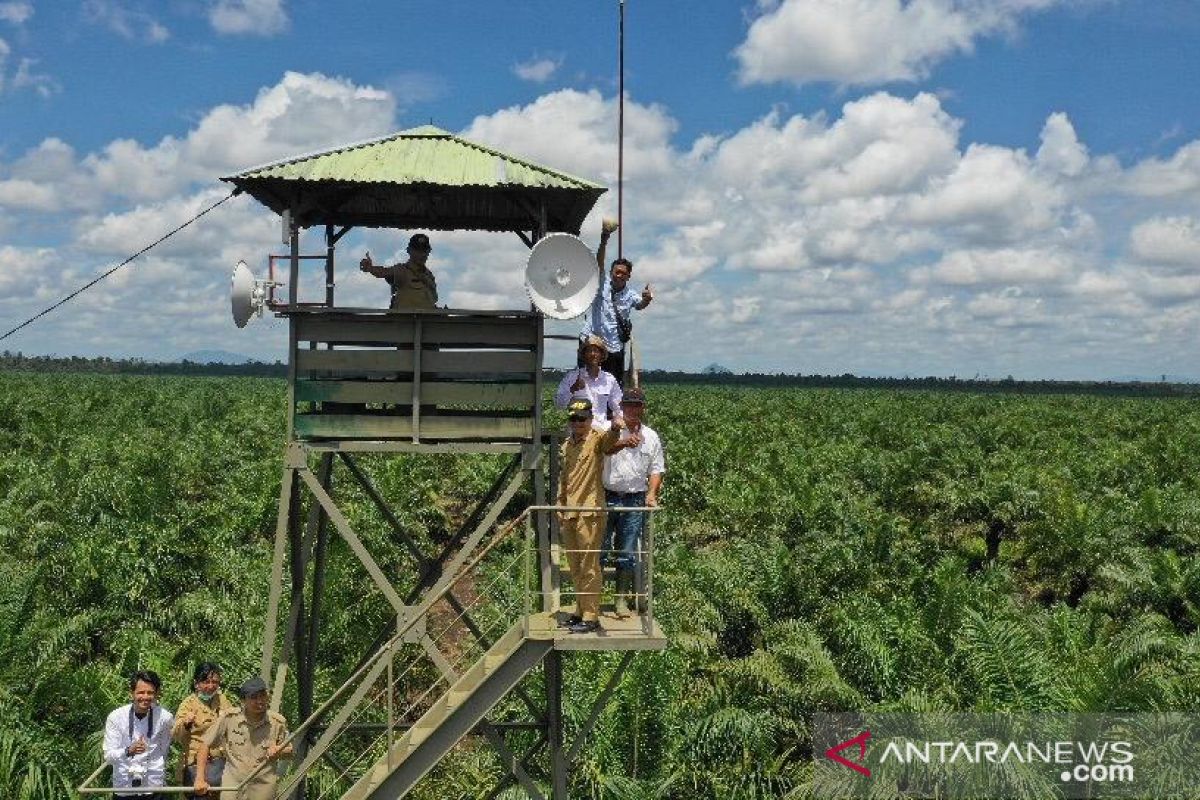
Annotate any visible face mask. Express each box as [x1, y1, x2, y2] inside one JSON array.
[[197, 690, 216, 702]]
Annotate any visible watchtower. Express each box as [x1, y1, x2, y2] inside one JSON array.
[[223, 127, 666, 800]]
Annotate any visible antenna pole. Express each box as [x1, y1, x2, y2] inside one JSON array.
[[618, 0, 625, 259]]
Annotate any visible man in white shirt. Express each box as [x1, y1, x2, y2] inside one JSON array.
[[555, 334, 622, 430], [103, 670, 175, 799], [602, 386, 665, 616]]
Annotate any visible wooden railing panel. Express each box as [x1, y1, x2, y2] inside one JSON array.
[[295, 414, 534, 440], [295, 380, 536, 408]]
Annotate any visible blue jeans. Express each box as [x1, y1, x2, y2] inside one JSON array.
[[605, 490, 646, 572]]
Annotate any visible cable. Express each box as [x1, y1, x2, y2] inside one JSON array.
[[0, 188, 241, 343]]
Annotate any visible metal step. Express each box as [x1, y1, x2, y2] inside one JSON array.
[[341, 618, 554, 800]]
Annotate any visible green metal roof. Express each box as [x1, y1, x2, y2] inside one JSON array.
[[222, 126, 606, 235]]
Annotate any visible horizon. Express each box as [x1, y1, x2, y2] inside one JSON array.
[[3, 347, 1197, 387]]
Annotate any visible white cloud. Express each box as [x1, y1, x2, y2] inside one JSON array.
[[513, 56, 563, 84], [210, 0, 288, 36], [735, 0, 1065, 87], [463, 89, 678, 189], [0, 72, 396, 212], [83, 0, 170, 44], [183, 71, 395, 175], [0, 245, 56, 297], [0, 2, 32, 25], [0, 178, 59, 211], [1123, 141, 1200, 197], [0, 37, 59, 97], [901, 143, 1066, 242], [964, 288, 1050, 327], [11, 57, 60, 96], [1036, 112, 1089, 177], [912, 247, 1077, 287], [1129, 216, 1200, 270]]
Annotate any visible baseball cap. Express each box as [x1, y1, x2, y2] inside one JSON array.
[[567, 397, 593, 421], [408, 233, 431, 251], [238, 676, 269, 698], [620, 387, 646, 405]]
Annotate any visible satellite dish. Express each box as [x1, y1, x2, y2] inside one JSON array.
[[231, 260, 272, 328], [525, 233, 599, 319]]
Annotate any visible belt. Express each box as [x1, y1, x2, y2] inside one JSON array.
[[607, 490, 645, 499]]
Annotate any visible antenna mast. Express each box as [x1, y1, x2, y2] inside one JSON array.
[[618, 0, 625, 259]]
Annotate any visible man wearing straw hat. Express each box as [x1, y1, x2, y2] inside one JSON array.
[[192, 676, 291, 799]]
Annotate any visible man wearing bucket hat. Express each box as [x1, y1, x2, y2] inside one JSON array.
[[192, 677, 291, 799], [558, 397, 623, 634], [602, 386, 664, 617], [360, 232, 439, 309], [555, 334, 623, 430]]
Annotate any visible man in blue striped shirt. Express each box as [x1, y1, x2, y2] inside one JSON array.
[[580, 219, 653, 385]]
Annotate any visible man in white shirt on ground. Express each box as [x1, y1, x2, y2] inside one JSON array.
[[555, 334, 622, 430], [602, 386, 665, 616], [103, 670, 175, 799]]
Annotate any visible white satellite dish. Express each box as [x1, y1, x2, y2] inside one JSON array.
[[524, 233, 600, 319], [231, 260, 276, 328]]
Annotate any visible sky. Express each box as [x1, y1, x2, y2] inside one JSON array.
[[2, 0, 1200, 379]]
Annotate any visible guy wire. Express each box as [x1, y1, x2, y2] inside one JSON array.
[[0, 188, 242, 343]]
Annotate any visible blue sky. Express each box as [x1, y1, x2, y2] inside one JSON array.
[[2, 0, 1200, 379]]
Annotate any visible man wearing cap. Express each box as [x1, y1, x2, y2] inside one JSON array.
[[558, 397, 623, 634], [602, 386, 665, 616], [555, 334, 622, 430], [192, 677, 292, 799], [360, 232, 439, 309], [580, 219, 653, 385]]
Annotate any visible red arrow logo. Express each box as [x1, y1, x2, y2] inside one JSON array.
[[825, 730, 871, 776]]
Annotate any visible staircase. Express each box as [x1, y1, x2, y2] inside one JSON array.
[[341, 617, 555, 800]]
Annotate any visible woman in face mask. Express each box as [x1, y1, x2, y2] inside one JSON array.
[[172, 662, 231, 796]]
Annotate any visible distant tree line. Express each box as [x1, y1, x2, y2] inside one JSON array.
[[2, 350, 1196, 397], [0, 351, 287, 377], [603, 369, 1200, 398]]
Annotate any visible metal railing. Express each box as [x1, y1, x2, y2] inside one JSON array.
[[524, 504, 660, 637], [78, 501, 660, 798]]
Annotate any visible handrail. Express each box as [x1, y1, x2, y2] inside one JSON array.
[[264, 506, 533, 794], [78, 501, 661, 798]]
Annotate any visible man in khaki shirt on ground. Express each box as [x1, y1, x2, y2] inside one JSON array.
[[192, 676, 291, 799], [172, 662, 233, 793], [558, 397, 622, 633]]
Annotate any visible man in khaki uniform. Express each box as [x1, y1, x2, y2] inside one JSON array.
[[192, 677, 291, 799], [558, 397, 622, 633], [172, 662, 233, 795], [360, 232, 439, 309]]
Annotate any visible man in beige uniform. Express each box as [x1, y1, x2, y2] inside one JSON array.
[[558, 397, 622, 634], [172, 662, 233, 795], [360, 232, 439, 308], [192, 677, 291, 799]]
